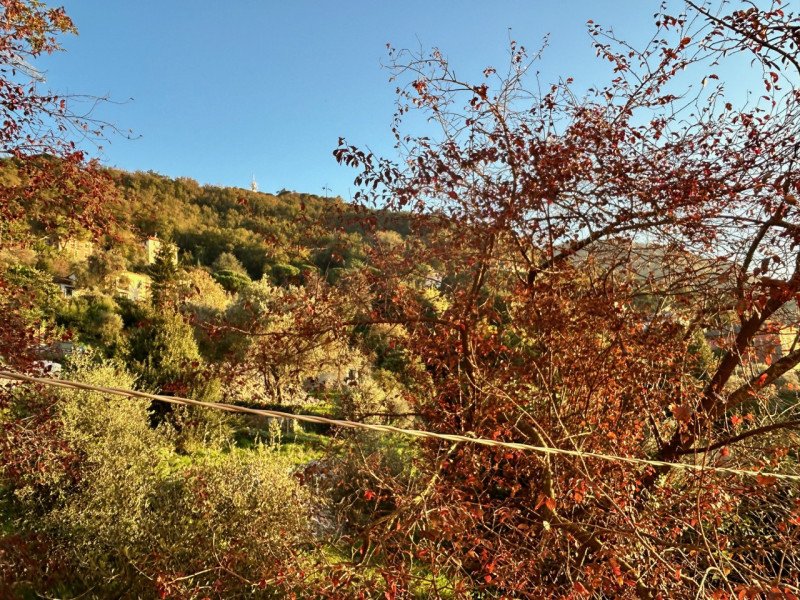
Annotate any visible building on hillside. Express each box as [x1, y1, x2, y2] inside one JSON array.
[[114, 271, 152, 302], [144, 236, 178, 265], [144, 236, 162, 265], [53, 274, 78, 297]]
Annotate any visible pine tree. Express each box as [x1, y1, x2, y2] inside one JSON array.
[[149, 242, 180, 308]]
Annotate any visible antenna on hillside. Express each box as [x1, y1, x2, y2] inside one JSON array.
[[250, 174, 258, 193], [322, 184, 331, 199]]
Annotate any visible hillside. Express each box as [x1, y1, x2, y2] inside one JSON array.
[[106, 169, 413, 279]]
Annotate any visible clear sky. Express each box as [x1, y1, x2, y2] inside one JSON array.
[[36, 2, 696, 198]]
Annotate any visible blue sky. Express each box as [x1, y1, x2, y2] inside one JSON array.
[[37, 2, 699, 198]]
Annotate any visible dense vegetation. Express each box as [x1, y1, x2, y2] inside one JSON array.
[[0, 163, 430, 597], [2, 162, 409, 282], [2, 0, 800, 598]]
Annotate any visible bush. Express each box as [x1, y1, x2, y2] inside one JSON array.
[[270, 262, 301, 286], [143, 449, 311, 596], [126, 308, 202, 391], [1, 358, 312, 598], [334, 369, 412, 424], [212, 251, 248, 276], [57, 294, 125, 357], [1, 358, 165, 595], [212, 269, 251, 293]]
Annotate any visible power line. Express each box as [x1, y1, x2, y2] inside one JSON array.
[[1, 370, 798, 483]]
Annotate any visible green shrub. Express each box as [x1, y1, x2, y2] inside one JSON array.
[[212, 269, 251, 292], [143, 448, 311, 595], [1, 359, 312, 598], [270, 262, 301, 286]]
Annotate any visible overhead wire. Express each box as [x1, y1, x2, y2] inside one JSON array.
[[1, 369, 798, 482]]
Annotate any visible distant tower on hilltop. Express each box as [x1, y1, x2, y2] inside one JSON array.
[[250, 174, 258, 193]]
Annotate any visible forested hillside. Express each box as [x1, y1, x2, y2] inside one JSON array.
[[108, 169, 413, 279], [0, 160, 411, 281], [0, 158, 427, 414]]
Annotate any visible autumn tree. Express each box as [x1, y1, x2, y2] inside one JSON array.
[[221, 274, 366, 405], [0, 0, 118, 371], [328, 1, 800, 596], [0, 7, 131, 593]]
